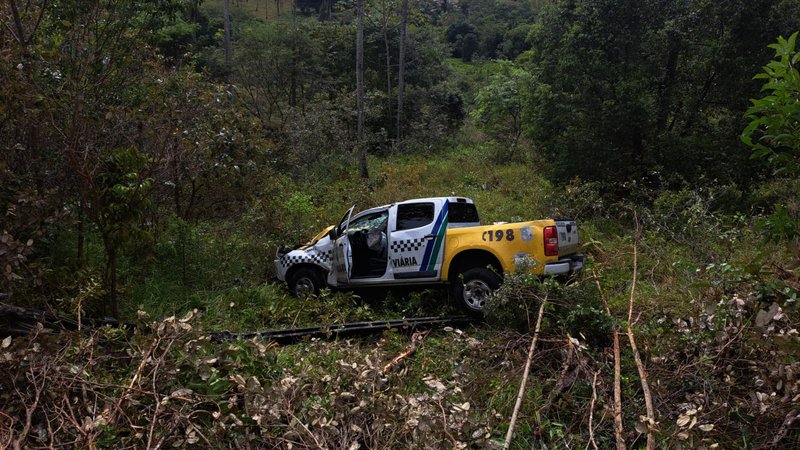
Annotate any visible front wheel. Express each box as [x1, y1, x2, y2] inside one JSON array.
[[288, 268, 324, 298], [453, 267, 502, 316]]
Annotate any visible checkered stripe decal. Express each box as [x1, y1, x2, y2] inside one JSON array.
[[390, 238, 426, 253], [280, 250, 332, 267]]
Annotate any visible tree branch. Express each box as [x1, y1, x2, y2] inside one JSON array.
[[503, 294, 547, 450]]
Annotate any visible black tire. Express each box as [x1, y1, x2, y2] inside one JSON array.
[[453, 267, 502, 316], [288, 267, 324, 298]]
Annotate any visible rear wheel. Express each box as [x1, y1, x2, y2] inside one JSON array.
[[289, 268, 324, 298], [453, 267, 502, 316]]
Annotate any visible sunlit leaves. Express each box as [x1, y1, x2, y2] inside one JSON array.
[[743, 32, 800, 176]]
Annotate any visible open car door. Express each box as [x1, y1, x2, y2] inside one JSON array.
[[330, 205, 355, 285]]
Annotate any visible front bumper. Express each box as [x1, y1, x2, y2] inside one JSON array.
[[543, 255, 585, 275]]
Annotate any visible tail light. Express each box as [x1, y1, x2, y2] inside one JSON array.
[[543, 226, 559, 256]]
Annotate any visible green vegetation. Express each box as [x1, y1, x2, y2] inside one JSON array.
[[1, 0, 799, 448]]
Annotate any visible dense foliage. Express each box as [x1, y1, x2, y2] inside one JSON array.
[[2, 0, 800, 447], [523, 0, 800, 186]]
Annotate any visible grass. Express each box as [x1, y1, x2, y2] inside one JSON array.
[[44, 137, 795, 448], [118, 141, 562, 330]]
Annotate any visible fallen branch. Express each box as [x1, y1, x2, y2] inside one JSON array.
[[540, 337, 577, 414], [586, 371, 599, 450], [593, 270, 625, 450], [382, 330, 429, 375], [768, 409, 798, 448], [437, 398, 460, 449], [503, 294, 547, 450], [627, 216, 656, 450], [12, 365, 45, 450], [0, 410, 15, 449], [146, 338, 176, 450]]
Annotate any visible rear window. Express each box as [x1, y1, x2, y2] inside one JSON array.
[[396, 203, 434, 230], [448, 202, 479, 223]]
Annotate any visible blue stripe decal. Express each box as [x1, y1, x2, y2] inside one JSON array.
[[425, 216, 448, 271], [419, 202, 448, 271]]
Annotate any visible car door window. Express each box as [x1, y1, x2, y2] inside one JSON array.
[[349, 212, 388, 234], [396, 203, 434, 230], [448, 202, 480, 224]]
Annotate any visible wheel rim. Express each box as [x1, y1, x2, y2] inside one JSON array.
[[295, 276, 315, 297], [463, 279, 492, 311]]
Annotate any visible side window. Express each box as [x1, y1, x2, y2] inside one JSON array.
[[448, 202, 480, 223], [396, 203, 434, 231]]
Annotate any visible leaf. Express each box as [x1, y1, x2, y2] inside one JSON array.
[[170, 388, 194, 398], [788, 31, 798, 53], [699, 424, 714, 432], [749, 147, 772, 159], [1, 336, 11, 348], [179, 310, 195, 323], [676, 415, 691, 427]]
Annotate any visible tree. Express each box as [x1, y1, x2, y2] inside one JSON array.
[[224, 0, 233, 70], [743, 32, 800, 176], [356, 0, 369, 178], [91, 149, 153, 317], [524, 0, 800, 186], [396, 0, 409, 148], [0, 0, 228, 314], [472, 63, 535, 159], [743, 32, 800, 240]]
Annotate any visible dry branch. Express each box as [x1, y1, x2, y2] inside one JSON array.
[[587, 371, 599, 450], [12, 365, 45, 450], [768, 409, 798, 448], [593, 270, 625, 450], [503, 294, 547, 450], [540, 337, 579, 414], [437, 398, 460, 448], [627, 217, 656, 450], [382, 330, 429, 375]]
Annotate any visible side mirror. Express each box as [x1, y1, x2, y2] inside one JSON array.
[[328, 228, 338, 240]]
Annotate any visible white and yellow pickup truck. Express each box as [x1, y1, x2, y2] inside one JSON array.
[[275, 197, 583, 314]]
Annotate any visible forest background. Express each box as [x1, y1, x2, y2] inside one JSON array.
[[2, 0, 800, 448]]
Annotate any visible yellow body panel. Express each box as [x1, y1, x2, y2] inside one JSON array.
[[300, 225, 334, 249], [441, 220, 559, 281]]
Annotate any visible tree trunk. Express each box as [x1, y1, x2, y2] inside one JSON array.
[[656, 32, 680, 132], [356, 0, 368, 178], [103, 241, 118, 318], [384, 18, 393, 138], [319, 0, 331, 20], [396, 0, 409, 149], [223, 0, 233, 69], [290, 0, 297, 107], [77, 202, 85, 266]]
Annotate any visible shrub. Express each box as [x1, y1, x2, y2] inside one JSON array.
[[486, 270, 611, 345]]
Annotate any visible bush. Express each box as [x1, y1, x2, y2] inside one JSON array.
[[486, 269, 611, 345]]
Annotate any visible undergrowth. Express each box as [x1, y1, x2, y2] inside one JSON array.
[[4, 144, 800, 448]]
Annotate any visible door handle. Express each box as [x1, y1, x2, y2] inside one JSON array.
[[424, 234, 436, 239]]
